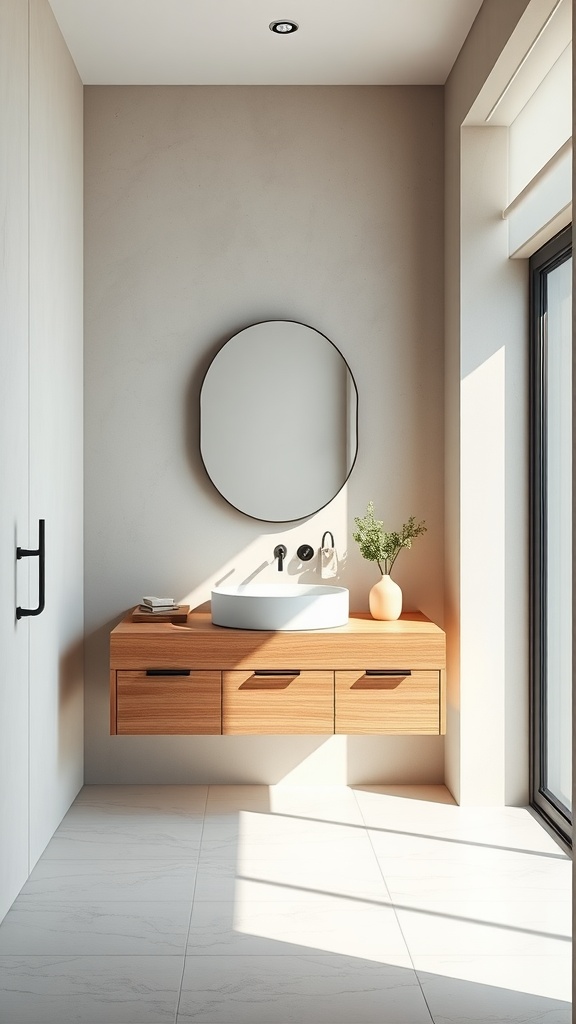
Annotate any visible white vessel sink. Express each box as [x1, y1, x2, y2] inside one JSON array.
[[211, 583, 349, 631]]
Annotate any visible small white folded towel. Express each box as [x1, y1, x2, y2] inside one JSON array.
[[320, 532, 337, 578]]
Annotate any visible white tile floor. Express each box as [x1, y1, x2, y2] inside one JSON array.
[[0, 784, 571, 1023]]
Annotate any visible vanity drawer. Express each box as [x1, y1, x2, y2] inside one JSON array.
[[222, 670, 334, 735], [116, 670, 221, 734], [335, 669, 441, 734]]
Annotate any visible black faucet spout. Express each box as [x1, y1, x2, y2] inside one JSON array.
[[273, 544, 287, 571]]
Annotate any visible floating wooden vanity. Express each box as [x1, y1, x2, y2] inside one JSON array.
[[110, 610, 446, 736]]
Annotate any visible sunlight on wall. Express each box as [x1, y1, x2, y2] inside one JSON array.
[[179, 489, 349, 610], [274, 738, 348, 786], [460, 347, 506, 803]]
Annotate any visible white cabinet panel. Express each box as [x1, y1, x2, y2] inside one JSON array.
[[0, 0, 84, 916], [0, 0, 30, 922], [28, 0, 84, 869]]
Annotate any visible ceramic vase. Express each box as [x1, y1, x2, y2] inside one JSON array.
[[369, 574, 402, 620]]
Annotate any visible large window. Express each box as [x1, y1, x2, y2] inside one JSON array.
[[530, 225, 572, 845]]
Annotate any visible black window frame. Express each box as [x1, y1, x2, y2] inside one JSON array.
[[529, 223, 572, 847]]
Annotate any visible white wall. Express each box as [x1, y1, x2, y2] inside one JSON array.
[[84, 85, 445, 784], [444, 0, 547, 805], [509, 43, 572, 200], [459, 124, 529, 804]]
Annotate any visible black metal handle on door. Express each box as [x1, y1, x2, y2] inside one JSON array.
[[16, 519, 45, 619]]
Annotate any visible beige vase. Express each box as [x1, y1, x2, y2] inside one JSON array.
[[369, 574, 402, 621]]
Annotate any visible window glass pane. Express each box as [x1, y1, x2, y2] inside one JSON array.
[[545, 254, 572, 814]]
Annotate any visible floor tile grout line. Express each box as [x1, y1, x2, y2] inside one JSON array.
[[0, 950, 571, 960], [0, 789, 571, 1023], [358, 793, 439, 1024], [353, 787, 571, 1022], [0, 946, 187, 954], [355, 787, 433, 1024], [173, 784, 211, 1023]]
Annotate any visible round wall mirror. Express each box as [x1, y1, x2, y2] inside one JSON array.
[[200, 320, 358, 522]]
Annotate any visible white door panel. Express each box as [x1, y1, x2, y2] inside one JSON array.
[[0, 0, 84, 915], [28, 0, 84, 868], [0, 0, 30, 921]]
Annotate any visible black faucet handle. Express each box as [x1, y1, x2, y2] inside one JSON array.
[[273, 544, 287, 571]]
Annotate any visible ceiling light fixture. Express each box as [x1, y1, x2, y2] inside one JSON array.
[[269, 20, 299, 34]]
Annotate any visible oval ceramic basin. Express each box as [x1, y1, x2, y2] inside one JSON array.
[[211, 584, 349, 631]]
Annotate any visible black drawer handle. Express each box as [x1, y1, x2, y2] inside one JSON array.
[[17, 519, 45, 619], [253, 670, 300, 676], [146, 669, 191, 676], [365, 669, 411, 676]]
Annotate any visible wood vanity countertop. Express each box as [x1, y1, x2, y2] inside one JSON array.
[[110, 610, 446, 672]]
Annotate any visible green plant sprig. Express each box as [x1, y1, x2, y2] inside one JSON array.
[[352, 502, 427, 576]]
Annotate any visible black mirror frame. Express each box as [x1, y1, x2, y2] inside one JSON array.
[[198, 319, 359, 523]]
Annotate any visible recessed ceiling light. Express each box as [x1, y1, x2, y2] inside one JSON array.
[[269, 20, 299, 34]]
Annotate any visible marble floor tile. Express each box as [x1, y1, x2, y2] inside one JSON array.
[[412, 954, 572, 1003], [19, 858, 198, 902], [205, 785, 365, 825], [0, 899, 192, 955], [186, 898, 409, 961], [382, 856, 571, 902], [364, 823, 565, 864], [415, 958, 571, 1023], [201, 815, 366, 850], [203, 785, 274, 818], [193, 851, 389, 902], [355, 789, 565, 852], [395, 899, 570, 955], [68, 785, 208, 825], [201, 831, 380, 868], [43, 822, 202, 860], [353, 785, 458, 828], [1, 786, 570, 1023], [76, 785, 209, 813], [177, 954, 430, 1023], [420, 821, 568, 857], [266, 785, 366, 824], [0, 955, 182, 1023]]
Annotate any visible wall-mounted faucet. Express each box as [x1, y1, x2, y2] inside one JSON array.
[[273, 544, 287, 571]]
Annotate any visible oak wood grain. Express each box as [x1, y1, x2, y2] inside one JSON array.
[[116, 670, 221, 735], [110, 611, 446, 671], [110, 609, 446, 735], [222, 670, 334, 735], [110, 670, 117, 735], [335, 669, 440, 734]]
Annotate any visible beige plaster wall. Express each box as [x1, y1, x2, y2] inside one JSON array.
[[84, 85, 445, 783]]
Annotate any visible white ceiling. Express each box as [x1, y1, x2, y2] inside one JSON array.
[[48, 0, 485, 86]]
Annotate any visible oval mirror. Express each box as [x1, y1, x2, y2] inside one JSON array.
[[200, 320, 358, 522]]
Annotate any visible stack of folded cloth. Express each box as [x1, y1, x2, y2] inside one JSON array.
[[138, 596, 179, 614]]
